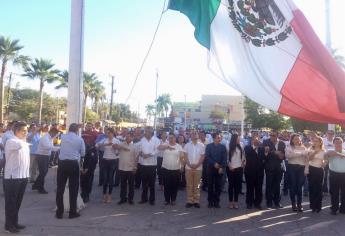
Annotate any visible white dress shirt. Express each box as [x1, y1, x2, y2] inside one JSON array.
[[309, 151, 325, 168], [96, 137, 120, 160], [286, 146, 307, 166], [229, 147, 243, 169], [138, 136, 160, 166], [4, 136, 30, 179], [36, 133, 54, 156], [162, 144, 183, 170], [183, 141, 205, 170]]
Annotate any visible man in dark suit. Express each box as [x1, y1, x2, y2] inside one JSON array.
[[262, 130, 286, 208], [244, 135, 265, 209]]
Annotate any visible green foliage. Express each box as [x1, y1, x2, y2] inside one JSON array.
[[110, 103, 138, 124], [244, 97, 290, 130], [290, 118, 327, 133], [209, 110, 226, 121], [156, 93, 172, 118], [85, 108, 100, 123]]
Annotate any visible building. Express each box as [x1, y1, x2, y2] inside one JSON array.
[[172, 95, 245, 130]]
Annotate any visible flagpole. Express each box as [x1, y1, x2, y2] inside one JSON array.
[[325, 0, 335, 131], [66, 0, 84, 127]]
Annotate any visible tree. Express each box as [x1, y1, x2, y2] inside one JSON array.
[[55, 70, 68, 89], [23, 58, 59, 124], [290, 118, 327, 133], [0, 36, 30, 122], [156, 93, 172, 118], [90, 81, 106, 115], [82, 72, 99, 123], [209, 109, 226, 129], [332, 48, 345, 69], [145, 104, 155, 124]]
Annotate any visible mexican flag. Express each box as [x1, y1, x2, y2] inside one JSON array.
[[169, 0, 345, 124]]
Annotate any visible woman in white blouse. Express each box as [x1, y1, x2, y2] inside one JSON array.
[[305, 136, 326, 213], [285, 134, 308, 212], [227, 133, 245, 209], [158, 133, 184, 205], [95, 128, 120, 203]]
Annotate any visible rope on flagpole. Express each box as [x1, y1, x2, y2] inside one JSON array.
[[125, 0, 168, 105]]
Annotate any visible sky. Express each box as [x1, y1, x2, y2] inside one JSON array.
[[1, 0, 345, 118]]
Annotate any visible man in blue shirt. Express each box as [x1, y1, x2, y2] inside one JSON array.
[[205, 133, 227, 208], [55, 123, 85, 219]]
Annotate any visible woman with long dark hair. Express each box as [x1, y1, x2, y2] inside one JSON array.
[[227, 133, 244, 209], [286, 134, 308, 212]]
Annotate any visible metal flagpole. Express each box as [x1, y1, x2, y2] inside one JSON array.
[[66, 0, 84, 127], [153, 70, 159, 130], [325, 0, 335, 131]]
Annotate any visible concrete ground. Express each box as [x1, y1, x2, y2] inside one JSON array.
[[0, 167, 344, 236]]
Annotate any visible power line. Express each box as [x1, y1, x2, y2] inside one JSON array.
[[125, 0, 167, 104]]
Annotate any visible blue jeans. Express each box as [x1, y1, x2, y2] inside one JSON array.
[[287, 164, 305, 205]]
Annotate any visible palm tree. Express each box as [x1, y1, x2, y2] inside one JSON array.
[[156, 93, 172, 118], [145, 104, 155, 123], [90, 82, 106, 115], [23, 58, 59, 124], [83, 72, 99, 123], [0, 36, 30, 122], [55, 70, 69, 89]]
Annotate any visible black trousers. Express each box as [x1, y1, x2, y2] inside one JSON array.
[[227, 167, 243, 202], [207, 166, 223, 204], [329, 170, 345, 213], [308, 166, 324, 211], [4, 178, 27, 228], [113, 158, 120, 187], [179, 165, 186, 188], [80, 168, 95, 199], [33, 154, 50, 190], [56, 160, 80, 215], [245, 170, 264, 207], [201, 161, 208, 189], [98, 150, 104, 185], [102, 159, 116, 194], [157, 157, 163, 185], [120, 170, 135, 201], [162, 168, 180, 203], [323, 164, 329, 193], [265, 170, 283, 205], [141, 165, 156, 202], [135, 164, 142, 188]]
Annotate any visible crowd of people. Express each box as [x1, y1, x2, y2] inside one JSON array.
[[1, 121, 345, 233]]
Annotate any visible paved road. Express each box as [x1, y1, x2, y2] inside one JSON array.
[[0, 168, 344, 236]]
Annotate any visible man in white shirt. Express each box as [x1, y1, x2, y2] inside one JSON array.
[[32, 127, 59, 194], [138, 127, 160, 205], [184, 131, 205, 208], [3, 121, 30, 233], [323, 130, 335, 194]]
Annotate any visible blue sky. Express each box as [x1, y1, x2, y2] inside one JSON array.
[[1, 0, 345, 117]]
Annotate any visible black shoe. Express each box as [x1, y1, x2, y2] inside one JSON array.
[[138, 200, 147, 204], [118, 200, 127, 205], [69, 212, 81, 219], [274, 203, 283, 209], [331, 210, 337, 215], [292, 204, 298, 212], [15, 224, 26, 230], [247, 205, 253, 209], [255, 205, 263, 210], [164, 201, 170, 206], [214, 203, 221, 208], [5, 226, 20, 233], [185, 203, 193, 208], [149, 201, 155, 206], [316, 209, 321, 213], [171, 201, 176, 206], [83, 196, 89, 203], [128, 200, 134, 205], [194, 203, 201, 208], [38, 189, 48, 194], [267, 203, 273, 209], [208, 202, 213, 208], [55, 213, 63, 219], [297, 205, 303, 212]]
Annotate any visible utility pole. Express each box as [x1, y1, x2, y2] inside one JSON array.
[[325, 0, 335, 132], [184, 95, 187, 130], [109, 75, 116, 120], [153, 70, 159, 130]]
